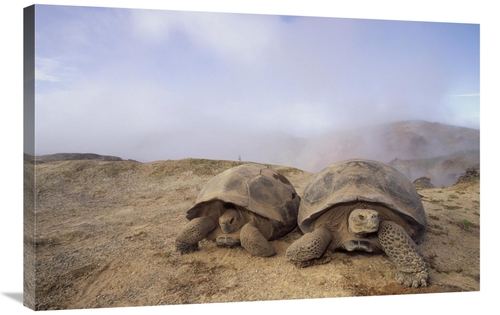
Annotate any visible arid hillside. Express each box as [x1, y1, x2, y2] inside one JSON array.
[[24, 157, 480, 310], [298, 120, 479, 176], [388, 150, 479, 187]]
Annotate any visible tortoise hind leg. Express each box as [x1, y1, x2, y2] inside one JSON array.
[[240, 223, 276, 257], [285, 226, 332, 262], [175, 216, 217, 254], [378, 221, 429, 288]]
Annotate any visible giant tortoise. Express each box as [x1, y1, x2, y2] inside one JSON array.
[[175, 163, 300, 257], [285, 159, 429, 288]]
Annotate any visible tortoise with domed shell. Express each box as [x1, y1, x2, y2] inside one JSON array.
[[176, 163, 300, 257], [286, 158, 429, 288]]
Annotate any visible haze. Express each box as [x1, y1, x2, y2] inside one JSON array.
[[32, 5, 480, 171]]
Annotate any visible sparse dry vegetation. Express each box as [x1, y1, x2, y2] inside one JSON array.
[[25, 157, 480, 310]]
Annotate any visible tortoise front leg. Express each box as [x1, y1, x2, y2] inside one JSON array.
[[285, 226, 332, 262], [378, 221, 429, 288], [175, 216, 217, 254], [240, 223, 276, 257]]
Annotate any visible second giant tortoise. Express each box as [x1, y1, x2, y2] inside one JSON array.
[[175, 164, 300, 257], [286, 159, 429, 288]]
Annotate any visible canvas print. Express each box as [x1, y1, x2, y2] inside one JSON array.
[[23, 4, 480, 311]]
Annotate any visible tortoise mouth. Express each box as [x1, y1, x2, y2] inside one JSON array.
[[221, 225, 231, 233], [359, 224, 379, 234], [349, 223, 379, 235]]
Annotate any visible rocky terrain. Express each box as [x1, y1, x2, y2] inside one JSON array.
[[24, 156, 480, 310]]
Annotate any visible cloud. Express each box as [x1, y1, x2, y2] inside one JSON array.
[[449, 93, 480, 97], [32, 6, 480, 166], [254, 102, 336, 138], [35, 57, 66, 83], [129, 9, 282, 66]]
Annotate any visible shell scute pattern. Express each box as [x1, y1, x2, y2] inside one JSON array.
[[299, 159, 426, 234], [178, 163, 300, 256]]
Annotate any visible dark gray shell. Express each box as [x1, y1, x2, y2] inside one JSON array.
[[298, 159, 427, 234], [186, 164, 300, 239]]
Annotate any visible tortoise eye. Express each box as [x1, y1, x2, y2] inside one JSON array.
[[358, 214, 365, 220], [230, 218, 234, 224]]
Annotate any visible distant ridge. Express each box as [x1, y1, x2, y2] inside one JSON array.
[[26, 120, 479, 187], [34, 153, 127, 163], [388, 149, 479, 187], [302, 120, 479, 172]]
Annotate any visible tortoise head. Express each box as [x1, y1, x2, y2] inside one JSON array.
[[219, 208, 244, 234], [348, 209, 380, 236]]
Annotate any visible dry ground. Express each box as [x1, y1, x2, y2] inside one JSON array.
[[24, 158, 480, 310]]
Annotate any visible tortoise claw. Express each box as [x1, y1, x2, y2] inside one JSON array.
[[395, 271, 428, 288]]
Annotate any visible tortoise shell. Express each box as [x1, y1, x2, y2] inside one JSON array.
[[298, 159, 427, 234], [186, 163, 300, 239]]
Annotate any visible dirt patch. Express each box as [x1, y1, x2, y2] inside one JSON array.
[[25, 158, 480, 310]]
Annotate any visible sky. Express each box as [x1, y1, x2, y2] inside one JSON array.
[[32, 4, 480, 168]]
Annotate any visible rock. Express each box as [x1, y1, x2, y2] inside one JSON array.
[[454, 165, 480, 185], [413, 177, 435, 189]]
